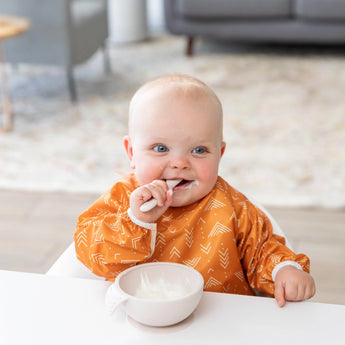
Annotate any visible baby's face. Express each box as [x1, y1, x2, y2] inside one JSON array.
[[125, 85, 225, 207]]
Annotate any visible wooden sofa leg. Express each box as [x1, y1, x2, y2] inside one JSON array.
[[186, 36, 194, 56], [102, 43, 111, 74], [67, 67, 77, 103]]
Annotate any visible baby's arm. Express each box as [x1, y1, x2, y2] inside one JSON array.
[[236, 200, 315, 304], [74, 181, 164, 279], [274, 265, 316, 307]]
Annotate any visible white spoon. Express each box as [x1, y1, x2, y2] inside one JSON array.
[[139, 179, 182, 212]]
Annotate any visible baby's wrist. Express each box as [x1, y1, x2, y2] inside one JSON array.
[[127, 208, 157, 231], [272, 261, 303, 281]]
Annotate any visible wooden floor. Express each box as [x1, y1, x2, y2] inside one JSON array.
[[1, 189, 344, 305]]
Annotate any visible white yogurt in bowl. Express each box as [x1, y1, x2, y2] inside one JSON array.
[[135, 272, 189, 300], [106, 262, 204, 327]]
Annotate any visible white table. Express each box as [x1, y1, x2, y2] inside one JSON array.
[[1, 269, 344, 345]]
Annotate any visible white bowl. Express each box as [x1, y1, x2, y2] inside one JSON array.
[[106, 262, 204, 327]]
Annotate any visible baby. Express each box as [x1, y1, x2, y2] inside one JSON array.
[[75, 74, 315, 307]]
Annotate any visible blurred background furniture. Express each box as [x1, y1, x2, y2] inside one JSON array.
[[108, 0, 148, 43], [0, 0, 110, 102], [164, 0, 345, 55], [0, 14, 29, 131]]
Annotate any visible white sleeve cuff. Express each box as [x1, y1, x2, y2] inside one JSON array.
[[272, 261, 303, 281], [127, 208, 157, 231]]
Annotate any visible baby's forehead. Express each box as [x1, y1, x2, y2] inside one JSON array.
[[141, 79, 205, 97], [129, 76, 223, 134], [134, 80, 220, 110]]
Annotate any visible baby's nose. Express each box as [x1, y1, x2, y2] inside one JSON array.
[[169, 155, 190, 170]]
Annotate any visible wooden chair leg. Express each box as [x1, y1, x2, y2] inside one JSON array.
[[186, 36, 194, 56]]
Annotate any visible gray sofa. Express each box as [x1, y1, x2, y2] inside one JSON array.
[[164, 0, 345, 55]]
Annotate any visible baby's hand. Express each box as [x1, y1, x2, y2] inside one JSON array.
[[130, 180, 173, 223], [274, 266, 316, 307]]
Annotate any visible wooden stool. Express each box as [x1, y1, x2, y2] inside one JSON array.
[[0, 14, 29, 132]]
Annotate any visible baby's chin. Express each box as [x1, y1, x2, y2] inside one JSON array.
[[169, 200, 191, 208], [169, 194, 202, 208]]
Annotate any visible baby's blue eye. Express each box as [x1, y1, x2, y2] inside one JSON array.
[[192, 147, 206, 154], [153, 145, 168, 152]]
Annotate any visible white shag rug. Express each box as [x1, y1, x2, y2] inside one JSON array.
[[1, 34, 345, 208]]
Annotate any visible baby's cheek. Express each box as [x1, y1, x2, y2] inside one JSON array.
[[198, 162, 219, 183], [136, 162, 163, 185]]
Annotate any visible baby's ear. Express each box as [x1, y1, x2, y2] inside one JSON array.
[[123, 135, 135, 169], [220, 141, 226, 157]]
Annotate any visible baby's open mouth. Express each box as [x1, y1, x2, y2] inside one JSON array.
[[171, 179, 193, 191]]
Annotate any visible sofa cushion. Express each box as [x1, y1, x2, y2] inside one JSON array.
[[175, 0, 293, 19], [295, 0, 345, 20]]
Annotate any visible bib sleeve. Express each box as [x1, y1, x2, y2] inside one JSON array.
[[236, 202, 310, 296], [74, 178, 155, 280]]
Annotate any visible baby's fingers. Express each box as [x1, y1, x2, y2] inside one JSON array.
[[274, 280, 286, 307], [274, 266, 316, 307], [145, 180, 168, 206], [286, 275, 316, 302], [302, 280, 316, 301]]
